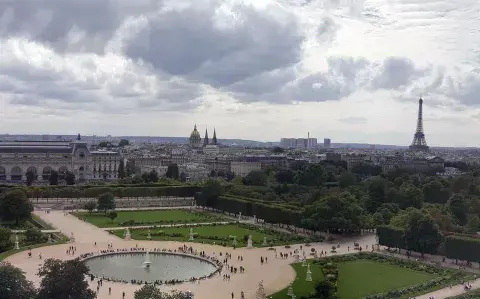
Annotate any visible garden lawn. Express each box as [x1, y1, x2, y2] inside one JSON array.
[[112, 224, 302, 247], [337, 260, 437, 299], [73, 209, 225, 228], [269, 262, 324, 299]]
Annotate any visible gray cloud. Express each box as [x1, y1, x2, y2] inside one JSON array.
[[370, 57, 429, 90], [124, 2, 304, 87]]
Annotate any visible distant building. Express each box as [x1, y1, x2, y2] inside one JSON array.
[[280, 137, 317, 148], [230, 161, 261, 177], [0, 135, 121, 182], [324, 138, 331, 148]]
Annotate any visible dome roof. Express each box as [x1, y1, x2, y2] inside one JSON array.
[[189, 124, 201, 140]]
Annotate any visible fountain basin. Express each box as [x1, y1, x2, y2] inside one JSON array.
[[84, 252, 219, 283]]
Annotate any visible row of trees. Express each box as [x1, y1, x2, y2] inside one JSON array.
[[2, 185, 200, 200]]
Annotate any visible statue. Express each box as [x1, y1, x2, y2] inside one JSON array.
[[147, 229, 152, 240], [247, 235, 253, 249], [287, 283, 293, 296], [306, 263, 312, 281], [262, 236, 267, 246], [70, 232, 75, 243], [256, 280, 266, 299], [125, 228, 131, 241], [14, 234, 19, 250], [238, 212, 242, 222], [189, 228, 195, 241]]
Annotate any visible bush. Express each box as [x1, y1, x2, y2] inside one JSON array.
[[24, 228, 45, 244]]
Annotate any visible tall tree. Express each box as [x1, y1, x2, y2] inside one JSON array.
[[403, 209, 443, 257], [0, 262, 36, 299], [0, 227, 13, 252], [275, 169, 295, 184], [447, 194, 469, 226], [83, 201, 97, 215], [97, 192, 115, 215], [166, 164, 179, 180], [49, 170, 59, 186], [65, 171, 75, 185], [36, 259, 96, 299], [0, 189, 33, 225], [243, 170, 267, 186], [201, 180, 223, 207], [118, 159, 126, 179], [118, 139, 130, 147], [25, 171, 35, 186]]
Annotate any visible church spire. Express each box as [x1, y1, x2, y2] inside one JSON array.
[[212, 128, 217, 145], [203, 128, 209, 147]]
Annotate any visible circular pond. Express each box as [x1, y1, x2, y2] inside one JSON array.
[[85, 252, 218, 283]]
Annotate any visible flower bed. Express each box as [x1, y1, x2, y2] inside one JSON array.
[[314, 253, 471, 299]]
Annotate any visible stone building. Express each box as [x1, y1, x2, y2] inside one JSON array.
[[0, 135, 121, 183]]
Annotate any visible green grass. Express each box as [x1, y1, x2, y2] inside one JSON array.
[[337, 260, 436, 299], [269, 259, 438, 299], [112, 224, 302, 247], [73, 209, 225, 228], [269, 262, 324, 299]]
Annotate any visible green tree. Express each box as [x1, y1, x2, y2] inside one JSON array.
[[149, 170, 159, 183], [118, 159, 126, 179], [338, 172, 355, 188], [0, 227, 13, 252], [403, 209, 443, 257], [36, 259, 96, 299], [118, 139, 130, 147], [466, 215, 480, 233], [97, 192, 115, 215], [25, 171, 35, 186], [295, 164, 327, 187], [365, 177, 387, 213], [166, 164, 179, 180], [243, 170, 267, 186], [0, 189, 33, 225], [49, 170, 59, 186], [397, 183, 424, 209], [275, 169, 295, 184], [225, 170, 235, 182], [108, 211, 118, 222], [422, 180, 450, 204], [447, 194, 469, 225], [200, 180, 223, 207], [65, 171, 75, 185], [302, 191, 366, 233], [309, 280, 338, 299], [0, 262, 36, 299], [126, 160, 136, 177], [83, 201, 97, 215], [24, 227, 45, 244]]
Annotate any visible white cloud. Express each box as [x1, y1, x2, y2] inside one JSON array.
[[1, 0, 480, 146]]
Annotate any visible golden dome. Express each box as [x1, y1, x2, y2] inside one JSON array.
[[190, 124, 201, 140]]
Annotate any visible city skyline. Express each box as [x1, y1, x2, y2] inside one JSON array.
[[1, 0, 480, 147]]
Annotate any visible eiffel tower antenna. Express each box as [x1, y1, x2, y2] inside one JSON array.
[[409, 96, 429, 151]]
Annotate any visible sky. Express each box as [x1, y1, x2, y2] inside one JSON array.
[[1, 0, 480, 146]]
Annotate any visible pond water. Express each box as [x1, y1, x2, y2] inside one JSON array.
[[85, 252, 218, 283]]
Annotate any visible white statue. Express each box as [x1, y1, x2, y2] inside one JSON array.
[[147, 229, 152, 240], [238, 212, 242, 222], [247, 235, 253, 249], [14, 234, 20, 250], [256, 280, 266, 299], [306, 263, 312, 281], [253, 215, 257, 223], [189, 228, 195, 241], [125, 228, 131, 241], [232, 236, 238, 247], [70, 232, 75, 243], [262, 236, 267, 246]]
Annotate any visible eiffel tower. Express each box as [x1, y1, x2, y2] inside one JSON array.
[[409, 97, 429, 152]]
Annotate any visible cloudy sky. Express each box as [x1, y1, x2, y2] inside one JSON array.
[[1, 0, 479, 146]]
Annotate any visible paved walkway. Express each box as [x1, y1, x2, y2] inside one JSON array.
[[103, 221, 238, 231], [7, 210, 376, 299]]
